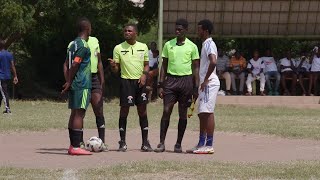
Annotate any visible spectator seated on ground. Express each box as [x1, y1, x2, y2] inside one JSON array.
[[262, 49, 280, 96], [246, 50, 266, 96], [216, 49, 231, 95], [280, 51, 297, 96], [229, 51, 246, 95]]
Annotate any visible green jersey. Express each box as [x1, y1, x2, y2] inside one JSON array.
[[87, 36, 100, 73], [67, 37, 91, 90], [113, 41, 149, 79], [162, 38, 199, 76]]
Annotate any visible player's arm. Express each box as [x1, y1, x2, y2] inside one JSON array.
[[109, 46, 120, 73], [139, 61, 149, 88], [192, 59, 200, 100], [158, 57, 168, 99], [200, 54, 216, 91], [10, 59, 18, 84], [97, 52, 105, 89], [61, 57, 81, 94], [63, 58, 68, 82]]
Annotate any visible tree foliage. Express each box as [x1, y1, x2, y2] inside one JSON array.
[[0, 0, 158, 98]]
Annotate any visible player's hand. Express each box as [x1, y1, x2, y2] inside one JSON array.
[[13, 77, 18, 84], [108, 58, 116, 67], [138, 74, 147, 88], [61, 82, 71, 95], [159, 87, 164, 99], [200, 79, 209, 92]]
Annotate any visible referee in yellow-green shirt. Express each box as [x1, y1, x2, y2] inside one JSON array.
[[154, 19, 200, 153], [109, 24, 153, 152]]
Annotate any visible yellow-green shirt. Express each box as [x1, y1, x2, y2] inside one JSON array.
[[87, 36, 100, 73], [162, 38, 199, 76], [113, 41, 149, 79]]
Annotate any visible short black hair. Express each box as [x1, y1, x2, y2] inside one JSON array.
[[176, 18, 188, 29], [124, 23, 138, 33], [77, 17, 91, 33], [198, 19, 214, 34]]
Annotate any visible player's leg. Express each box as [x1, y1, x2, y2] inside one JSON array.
[[246, 73, 254, 95], [290, 72, 297, 95], [0, 80, 10, 113], [281, 72, 290, 95], [174, 75, 193, 153], [313, 72, 319, 95], [193, 84, 219, 154], [308, 73, 313, 95], [230, 72, 237, 94], [154, 76, 178, 153], [118, 79, 135, 152], [265, 72, 272, 95], [135, 83, 152, 152], [275, 72, 281, 95], [67, 89, 92, 155], [239, 72, 245, 95], [91, 74, 106, 144], [223, 72, 231, 95], [259, 73, 266, 96], [298, 74, 306, 95]]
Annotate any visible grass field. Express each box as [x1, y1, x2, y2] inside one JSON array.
[[1, 100, 320, 140], [2, 161, 320, 179], [1, 100, 320, 179]]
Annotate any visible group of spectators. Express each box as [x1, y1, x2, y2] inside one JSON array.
[[216, 48, 320, 96]]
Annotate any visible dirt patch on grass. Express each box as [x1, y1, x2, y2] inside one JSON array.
[[1, 129, 320, 169]]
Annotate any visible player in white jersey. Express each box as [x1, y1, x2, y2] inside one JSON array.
[[309, 48, 320, 95], [246, 50, 266, 96], [187, 19, 220, 154]]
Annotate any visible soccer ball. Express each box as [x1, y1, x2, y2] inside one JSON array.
[[86, 136, 103, 152]]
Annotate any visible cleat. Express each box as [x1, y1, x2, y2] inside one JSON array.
[[141, 140, 153, 152], [118, 140, 127, 152], [101, 143, 108, 152], [3, 109, 11, 114], [68, 146, 92, 155], [186, 145, 203, 154], [174, 144, 183, 153], [154, 143, 165, 153], [193, 146, 215, 154]]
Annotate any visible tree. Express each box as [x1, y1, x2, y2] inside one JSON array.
[[0, 0, 158, 99]]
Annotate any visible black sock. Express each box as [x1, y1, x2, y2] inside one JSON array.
[[70, 129, 83, 148], [80, 130, 84, 143], [96, 116, 105, 143], [176, 119, 187, 145], [139, 116, 149, 144], [160, 119, 170, 144], [68, 128, 73, 146], [119, 117, 127, 142]]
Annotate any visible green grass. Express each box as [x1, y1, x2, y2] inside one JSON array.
[[1, 100, 320, 140], [0, 167, 63, 180], [2, 161, 320, 179]]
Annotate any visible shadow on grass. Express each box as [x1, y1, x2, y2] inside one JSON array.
[[36, 148, 68, 155]]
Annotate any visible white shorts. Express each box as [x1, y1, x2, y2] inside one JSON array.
[[198, 82, 220, 114]]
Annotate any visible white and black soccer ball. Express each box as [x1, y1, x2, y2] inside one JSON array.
[[86, 136, 103, 152]]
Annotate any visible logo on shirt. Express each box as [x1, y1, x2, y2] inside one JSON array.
[[141, 93, 147, 101], [127, 96, 133, 104]]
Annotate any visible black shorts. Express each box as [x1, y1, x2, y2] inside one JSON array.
[[163, 74, 193, 107], [92, 73, 102, 93], [120, 78, 148, 106]]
